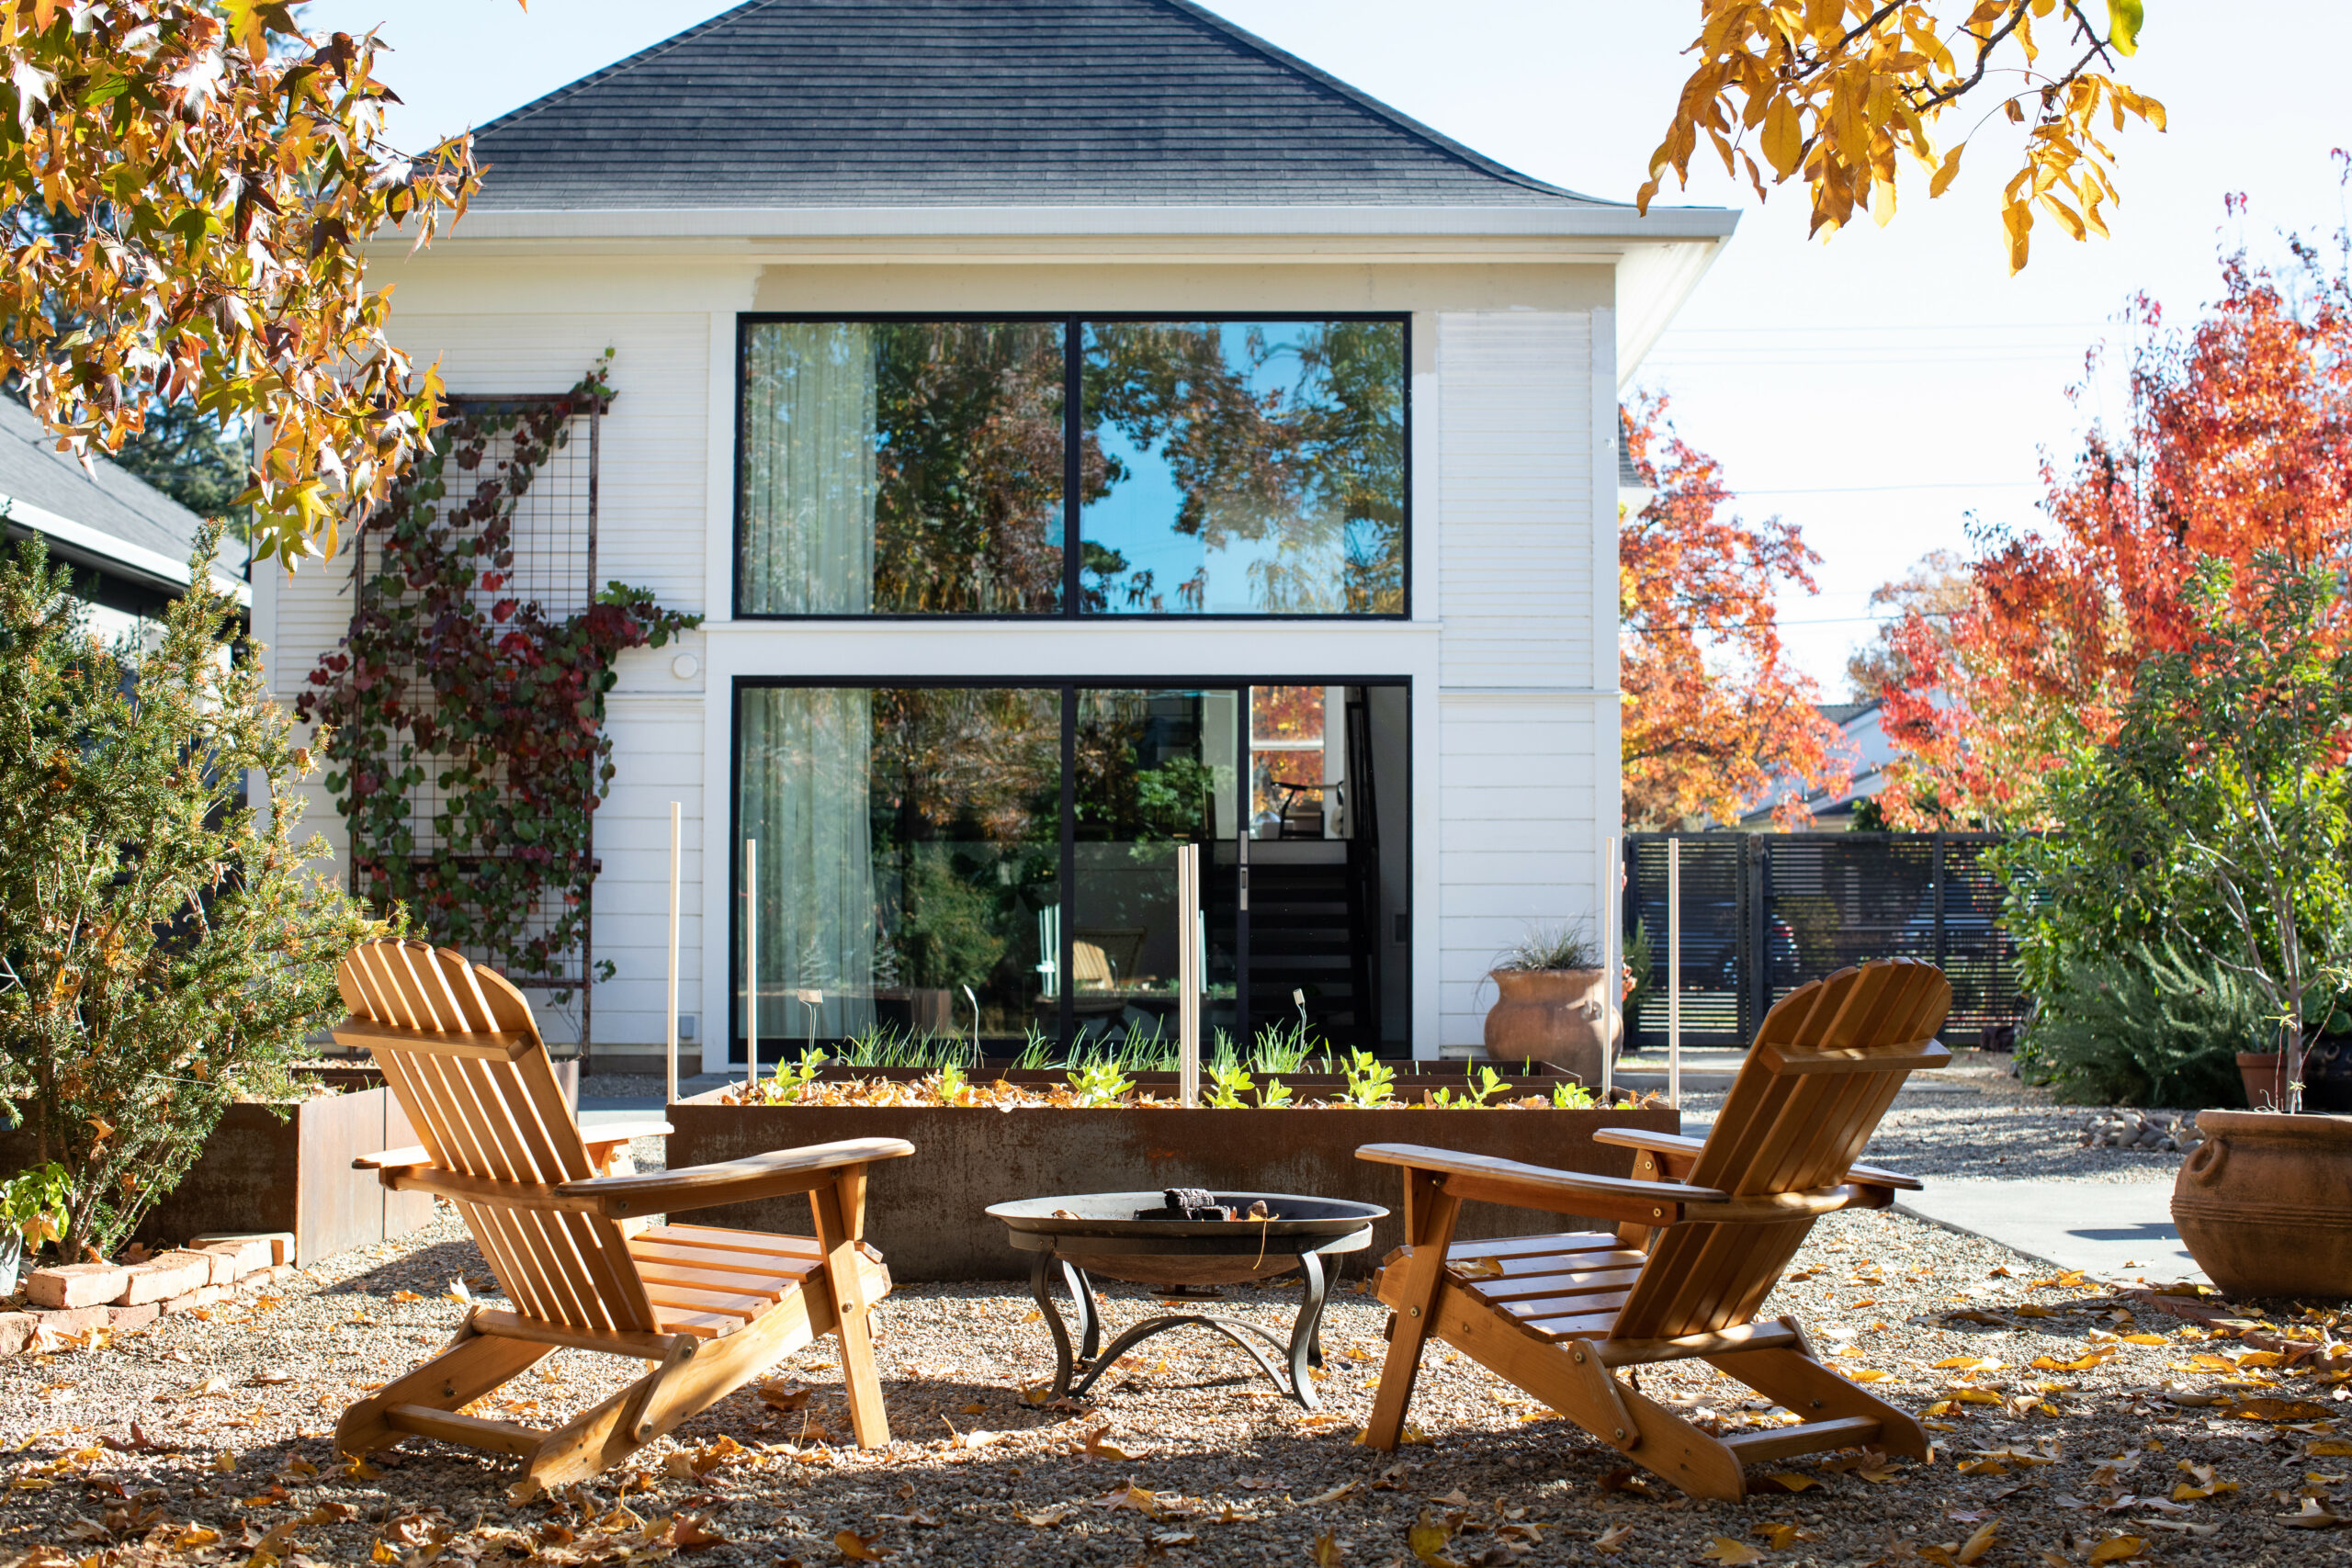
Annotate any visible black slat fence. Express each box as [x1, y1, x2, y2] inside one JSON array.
[[1623, 832, 2026, 1050]]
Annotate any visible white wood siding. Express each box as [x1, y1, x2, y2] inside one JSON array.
[[1432, 311, 1605, 1052], [1433, 310, 1593, 690]]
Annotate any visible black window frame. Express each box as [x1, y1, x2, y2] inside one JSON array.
[[731, 312, 1413, 622], [728, 673, 1415, 1059]]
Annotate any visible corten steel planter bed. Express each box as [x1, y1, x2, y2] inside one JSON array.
[[0, 1064, 577, 1267], [663, 1090, 1679, 1281]]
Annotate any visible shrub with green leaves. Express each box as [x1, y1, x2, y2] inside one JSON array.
[[0, 533, 387, 1257], [2002, 556, 2352, 1113], [2020, 943, 2269, 1107]]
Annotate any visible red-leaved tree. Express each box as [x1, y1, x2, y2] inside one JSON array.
[[1621, 395, 1849, 827], [1869, 201, 2352, 828]]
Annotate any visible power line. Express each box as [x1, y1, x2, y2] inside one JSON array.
[[1735, 480, 2040, 495]]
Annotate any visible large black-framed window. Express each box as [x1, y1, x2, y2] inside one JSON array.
[[733, 315, 1409, 620], [729, 676, 1412, 1062]]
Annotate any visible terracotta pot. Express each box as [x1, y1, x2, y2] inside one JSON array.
[[2237, 1051, 2289, 1110], [2171, 1109, 2352, 1301], [2236, 1047, 2352, 1112], [1482, 968, 1621, 1084]]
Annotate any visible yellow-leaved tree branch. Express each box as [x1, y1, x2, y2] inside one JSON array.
[[1641, 0, 2164, 271], [0, 0, 482, 568]]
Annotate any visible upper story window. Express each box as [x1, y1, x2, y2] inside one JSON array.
[[736, 316, 1406, 618]]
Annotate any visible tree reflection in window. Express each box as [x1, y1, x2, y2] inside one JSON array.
[[1081, 320, 1404, 615]]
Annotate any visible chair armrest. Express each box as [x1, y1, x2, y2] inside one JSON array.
[[1359, 1142, 1725, 1226], [356, 1145, 432, 1171], [556, 1136, 915, 1219], [1590, 1128, 1706, 1158], [1589, 1127, 1923, 1192], [1357, 1143, 1863, 1226], [581, 1120, 673, 1145]]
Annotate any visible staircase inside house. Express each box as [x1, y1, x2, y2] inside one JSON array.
[[1248, 850, 1377, 1050]]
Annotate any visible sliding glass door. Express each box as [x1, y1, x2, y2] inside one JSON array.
[[735, 680, 1406, 1061]]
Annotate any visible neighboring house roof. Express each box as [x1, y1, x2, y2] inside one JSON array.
[[468, 0, 1619, 211], [1740, 699, 1894, 829], [0, 396, 247, 604]]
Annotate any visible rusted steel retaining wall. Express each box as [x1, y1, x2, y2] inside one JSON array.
[[665, 1096, 1679, 1281]]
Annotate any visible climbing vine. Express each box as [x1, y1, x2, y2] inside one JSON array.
[[298, 362, 699, 994]]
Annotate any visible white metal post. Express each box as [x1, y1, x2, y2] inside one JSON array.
[[1668, 836, 1683, 1108], [743, 837, 759, 1090], [666, 802, 681, 1104], [1601, 833, 1618, 1105], [1177, 843, 1201, 1107]]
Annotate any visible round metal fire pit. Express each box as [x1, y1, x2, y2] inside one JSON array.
[[988, 1190, 1385, 1408]]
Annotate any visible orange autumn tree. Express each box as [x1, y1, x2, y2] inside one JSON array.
[[1621, 396, 1849, 827], [1870, 208, 2352, 826]]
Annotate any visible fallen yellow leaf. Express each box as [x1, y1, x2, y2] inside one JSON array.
[[2232, 1397, 2332, 1422], [2088, 1537, 2147, 1563], [1762, 1471, 1820, 1492], [1408, 1511, 1459, 1567], [1957, 1519, 1997, 1564], [1311, 1529, 1343, 1566], [1701, 1537, 1762, 1564], [1594, 1524, 1634, 1554], [835, 1527, 889, 1561]]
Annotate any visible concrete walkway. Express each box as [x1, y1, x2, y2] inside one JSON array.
[[578, 1073, 732, 1126], [1895, 1179, 2204, 1285]]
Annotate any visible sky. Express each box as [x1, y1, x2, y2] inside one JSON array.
[[311, 1, 2352, 695]]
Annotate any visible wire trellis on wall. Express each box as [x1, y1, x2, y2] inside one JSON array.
[[348, 391, 604, 1049]]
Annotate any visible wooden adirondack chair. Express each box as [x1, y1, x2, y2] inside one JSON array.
[[332, 939, 912, 1491], [1358, 959, 1950, 1500]]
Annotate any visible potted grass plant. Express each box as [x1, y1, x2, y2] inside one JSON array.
[[1481, 922, 1622, 1084]]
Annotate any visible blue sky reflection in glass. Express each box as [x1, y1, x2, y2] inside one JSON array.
[[1080, 320, 1404, 615]]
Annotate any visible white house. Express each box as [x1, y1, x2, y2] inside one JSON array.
[[255, 0, 1734, 1071]]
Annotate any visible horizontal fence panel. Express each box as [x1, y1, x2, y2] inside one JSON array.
[[1623, 831, 2028, 1051]]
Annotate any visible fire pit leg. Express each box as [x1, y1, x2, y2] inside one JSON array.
[[1287, 1250, 1338, 1396], [1029, 1252, 1080, 1399], [1065, 1262, 1102, 1364], [1069, 1314, 1290, 1404]]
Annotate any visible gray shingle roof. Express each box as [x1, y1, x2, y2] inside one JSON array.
[[0, 396, 207, 570], [469, 0, 1615, 210]]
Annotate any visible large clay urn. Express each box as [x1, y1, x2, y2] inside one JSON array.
[[2171, 1110, 2352, 1301], [1483, 968, 1621, 1085]]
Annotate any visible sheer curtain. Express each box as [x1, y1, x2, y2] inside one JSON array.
[[740, 322, 877, 614], [741, 688, 876, 1043]]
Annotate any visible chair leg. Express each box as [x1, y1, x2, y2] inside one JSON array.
[[527, 1289, 819, 1493], [337, 1315, 552, 1458], [1363, 1169, 1461, 1450], [812, 1167, 890, 1449], [1708, 1322, 1929, 1461]]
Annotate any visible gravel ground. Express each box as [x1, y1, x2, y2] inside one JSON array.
[[1666, 1054, 2199, 1185], [7, 1069, 2332, 1565], [5, 1193, 2345, 1566]]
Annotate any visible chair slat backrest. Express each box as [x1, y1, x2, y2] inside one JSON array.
[[336, 939, 659, 1334], [1610, 960, 1950, 1341]]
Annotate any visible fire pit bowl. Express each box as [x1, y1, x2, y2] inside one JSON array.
[[988, 1190, 1385, 1407]]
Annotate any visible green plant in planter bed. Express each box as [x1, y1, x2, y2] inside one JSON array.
[[297, 360, 699, 998], [0, 533, 390, 1257], [2004, 555, 2352, 1113]]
